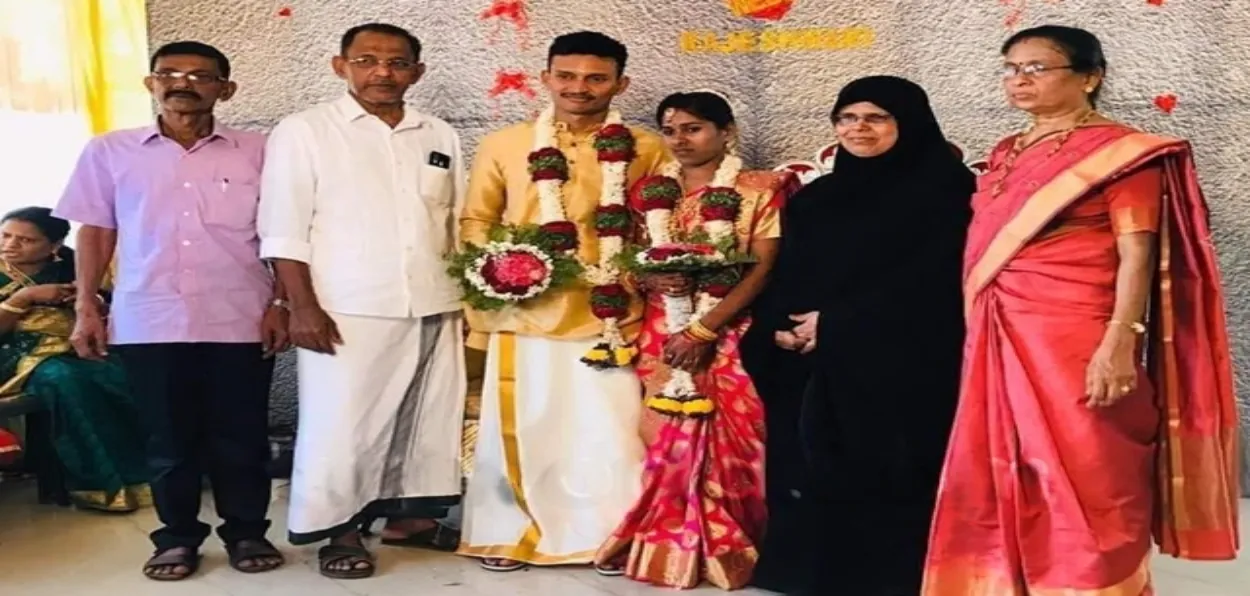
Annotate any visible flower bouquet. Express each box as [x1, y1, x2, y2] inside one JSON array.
[[624, 173, 750, 418], [446, 223, 583, 312]]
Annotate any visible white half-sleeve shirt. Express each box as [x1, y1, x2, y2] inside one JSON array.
[[258, 94, 465, 318]]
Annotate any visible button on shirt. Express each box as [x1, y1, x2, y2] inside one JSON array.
[[54, 124, 272, 344], [258, 94, 464, 318]]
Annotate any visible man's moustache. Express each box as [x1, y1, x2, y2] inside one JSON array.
[[165, 91, 201, 100]]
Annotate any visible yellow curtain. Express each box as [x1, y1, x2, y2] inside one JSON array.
[[0, 0, 148, 274], [0, 0, 150, 132], [0, 0, 150, 216], [66, 0, 152, 135]]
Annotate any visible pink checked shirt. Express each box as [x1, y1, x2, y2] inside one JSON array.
[[54, 122, 273, 344]]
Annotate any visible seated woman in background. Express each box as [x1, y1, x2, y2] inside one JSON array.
[[0, 207, 151, 512], [594, 91, 799, 590]]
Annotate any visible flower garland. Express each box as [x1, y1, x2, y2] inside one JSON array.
[[641, 154, 744, 418], [527, 105, 638, 369]]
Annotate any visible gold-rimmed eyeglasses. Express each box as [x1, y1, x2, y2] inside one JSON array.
[[345, 56, 418, 72], [1001, 63, 1074, 79], [150, 71, 226, 84]]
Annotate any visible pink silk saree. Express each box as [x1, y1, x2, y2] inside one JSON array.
[[922, 125, 1239, 595], [595, 170, 796, 590]]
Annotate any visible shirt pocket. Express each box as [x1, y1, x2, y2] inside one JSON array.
[[419, 164, 452, 207], [200, 176, 260, 231]]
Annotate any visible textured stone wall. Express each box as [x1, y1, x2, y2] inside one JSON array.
[[148, 0, 1249, 489]]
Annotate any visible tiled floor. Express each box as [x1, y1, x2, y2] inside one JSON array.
[[1, 479, 1246, 595]]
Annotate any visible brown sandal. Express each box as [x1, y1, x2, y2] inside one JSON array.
[[318, 544, 376, 579], [142, 547, 200, 581], [226, 538, 285, 573]]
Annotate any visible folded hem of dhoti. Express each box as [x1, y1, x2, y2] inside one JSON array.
[[289, 495, 461, 545]]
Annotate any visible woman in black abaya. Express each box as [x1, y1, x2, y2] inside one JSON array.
[[743, 76, 973, 595]]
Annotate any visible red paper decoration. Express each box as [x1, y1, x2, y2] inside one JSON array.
[[724, 0, 795, 21], [998, 0, 1063, 29], [1146, 0, 1165, 5], [276, 6, 292, 17], [1153, 93, 1178, 114], [487, 69, 538, 118], [480, 0, 530, 48], [489, 70, 537, 100]]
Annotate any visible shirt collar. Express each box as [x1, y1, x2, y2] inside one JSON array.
[[140, 117, 239, 147], [335, 93, 426, 130]]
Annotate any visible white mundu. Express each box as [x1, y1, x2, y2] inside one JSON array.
[[458, 332, 644, 563], [258, 94, 467, 544]]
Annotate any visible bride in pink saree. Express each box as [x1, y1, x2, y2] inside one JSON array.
[[923, 26, 1239, 595], [594, 91, 797, 590]]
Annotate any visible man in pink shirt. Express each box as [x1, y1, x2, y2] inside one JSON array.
[[55, 41, 287, 581]]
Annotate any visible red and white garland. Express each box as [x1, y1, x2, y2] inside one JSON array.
[[641, 154, 744, 414], [528, 105, 638, 369]]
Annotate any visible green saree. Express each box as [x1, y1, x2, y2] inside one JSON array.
[[0, 260, 151, 511]]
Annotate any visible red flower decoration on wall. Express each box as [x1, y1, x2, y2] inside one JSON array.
[[480, 0, 530, 48], [1153, 93, 1178, 114]]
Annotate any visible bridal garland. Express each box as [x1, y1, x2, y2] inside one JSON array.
[[528, 105, 638, 370], [641, 153, 745, 418]]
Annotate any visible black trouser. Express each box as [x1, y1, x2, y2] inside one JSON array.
[[116, 342, 274, 551]]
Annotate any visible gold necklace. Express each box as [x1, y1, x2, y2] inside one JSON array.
[[990, 110, 1098, 197]]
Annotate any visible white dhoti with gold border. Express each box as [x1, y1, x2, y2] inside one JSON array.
[[457, 332, 645, 564]]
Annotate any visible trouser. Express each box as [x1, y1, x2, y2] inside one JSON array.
[[115, 342, 274, 551]]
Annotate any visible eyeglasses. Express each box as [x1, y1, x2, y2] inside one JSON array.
[[150, 71, 225, 84], [833, 113, 893, 126], [1001, 63, 1074, 78], [346, 56, 418, 71]]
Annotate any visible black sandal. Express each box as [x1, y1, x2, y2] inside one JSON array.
[[226, 538, 285, 574], [380, 524, 460, 552], [142, 547, 200, 581], [318, 544, 376, 579]]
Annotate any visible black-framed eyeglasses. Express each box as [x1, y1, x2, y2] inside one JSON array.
[[150, 71, 226, 84], [1001, 63, 1074, 78], [345, 56, 418, 71], [833, 113, 893, 126]]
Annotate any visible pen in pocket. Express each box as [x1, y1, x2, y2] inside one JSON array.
[[220, 177, 230, 192]]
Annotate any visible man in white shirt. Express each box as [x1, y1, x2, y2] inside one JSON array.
[[258, 23, 465, 579]]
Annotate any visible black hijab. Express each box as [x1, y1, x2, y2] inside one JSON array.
[[757, 75, 975, 332]]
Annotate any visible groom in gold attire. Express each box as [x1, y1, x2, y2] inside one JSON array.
[[456, 31, 667, 572]]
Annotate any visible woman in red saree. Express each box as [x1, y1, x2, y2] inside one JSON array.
[[923, 26, 1240, 595], [594, 91, 797, 590]]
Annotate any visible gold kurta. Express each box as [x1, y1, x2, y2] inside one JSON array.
[[459, 120, 668, 350]]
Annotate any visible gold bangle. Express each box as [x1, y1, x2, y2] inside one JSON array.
[[686, 320, 719, 342], [1108, 319, 1146, 334], [0, 301, 29, 315]]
